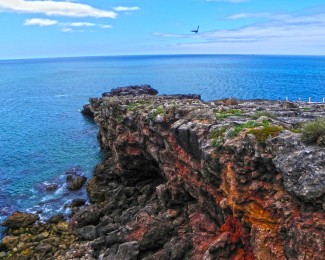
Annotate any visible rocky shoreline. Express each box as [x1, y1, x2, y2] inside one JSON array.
[[1, 85, 325, 259]]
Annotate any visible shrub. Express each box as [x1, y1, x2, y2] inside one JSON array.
[[249, 125, 283, 142], [301, 118, 325, 144], [210, 127, 226, 147], [212, 136, 223, 147], [290, 128, 302, 133], [227, 120, 275, 139], [227, 120, 259, 136], [150, 106, 166, 120]]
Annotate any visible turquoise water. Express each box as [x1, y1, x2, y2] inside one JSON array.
[[0, 54, 325, 227]]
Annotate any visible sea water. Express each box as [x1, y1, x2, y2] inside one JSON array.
[[0, 54, 324, 230]]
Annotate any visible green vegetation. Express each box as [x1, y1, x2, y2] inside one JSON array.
[[303, 107, 311, 111], [252, 111, 277, 119], [226, 119, 282, 141], [128, 100, 148, 111], [290, 127, 303, 133], [301, 118, 325, 144], [210, 127, 226, 147], [150, 106, 166, 120], [215, 109, 242, 119], [249, 125, 283, 142], [227, 120, 269, 138]]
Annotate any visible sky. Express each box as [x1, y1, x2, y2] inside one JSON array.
[[1, 0, 325, 59]]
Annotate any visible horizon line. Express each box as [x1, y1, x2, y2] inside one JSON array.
[[1, 53, 325, 62]]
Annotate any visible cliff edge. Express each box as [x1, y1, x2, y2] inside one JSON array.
[[79, 86, 325, 259], [1, 85, 325, 259]]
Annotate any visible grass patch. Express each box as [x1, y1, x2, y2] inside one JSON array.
[[210, 127, 226, 147], [212, 137, 223, 147], [249, 125, 283, 142], [215, 109, 242, 119], [128, 100, 148, 111], [301, 118, 325, 144], [290, 128, 302, 133], [150, 106, 166, 120], [228, 121, 269, 138], [227, 119, 281, 141]]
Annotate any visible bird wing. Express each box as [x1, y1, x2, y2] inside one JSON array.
[[191, 25, 200, 33]]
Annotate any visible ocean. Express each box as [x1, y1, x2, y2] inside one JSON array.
[[0, 54, 324, 230]]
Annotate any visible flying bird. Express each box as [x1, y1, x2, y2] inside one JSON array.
[[191, 25, 199, 34]]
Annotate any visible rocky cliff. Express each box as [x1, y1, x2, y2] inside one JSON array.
[[1, 85, 325, 259], [78, 86, 325, 259]]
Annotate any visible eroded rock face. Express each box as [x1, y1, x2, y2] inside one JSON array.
[[76, 91, 325, 259], [2, 87, 325, 259], [271, 132, 325, 204]]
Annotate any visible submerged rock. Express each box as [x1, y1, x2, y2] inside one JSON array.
[[45, 183, 59, 191], [69, 199, 86, 208], [67, 174, 87, 190], [65, 167, 87, 190]]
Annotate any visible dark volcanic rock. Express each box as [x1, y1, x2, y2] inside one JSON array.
[[102, 84, 158, 97], [81, 104, 94, 118], [48, 213, 65, 224], [67, 174, 87, 190], [161, 93, 201, 100], [76, 225, 98, 240], [73, 205, 103, 228], [2, 211, 39, 228], [69, 198, 87, 208], [45, 183, 59, 191], [111, 241, 140, 260]]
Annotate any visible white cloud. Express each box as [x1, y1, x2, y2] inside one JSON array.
[[61, 28, 72, 33], [68, 22, 95, 27], [113, 6, 140, 12], [24, 17, 112, 31], [153, 32, 187, 38], [100, 24, 112, 29], [63, 22, 112, 30], [24, 18, 58, 26], [204, 14, 325, 43], [0, 0, 117, 18], [227, 13, 270, 20], [155, 11, 325, 54]]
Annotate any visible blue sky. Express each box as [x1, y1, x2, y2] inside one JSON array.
[[1, 0, 325, 59]]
